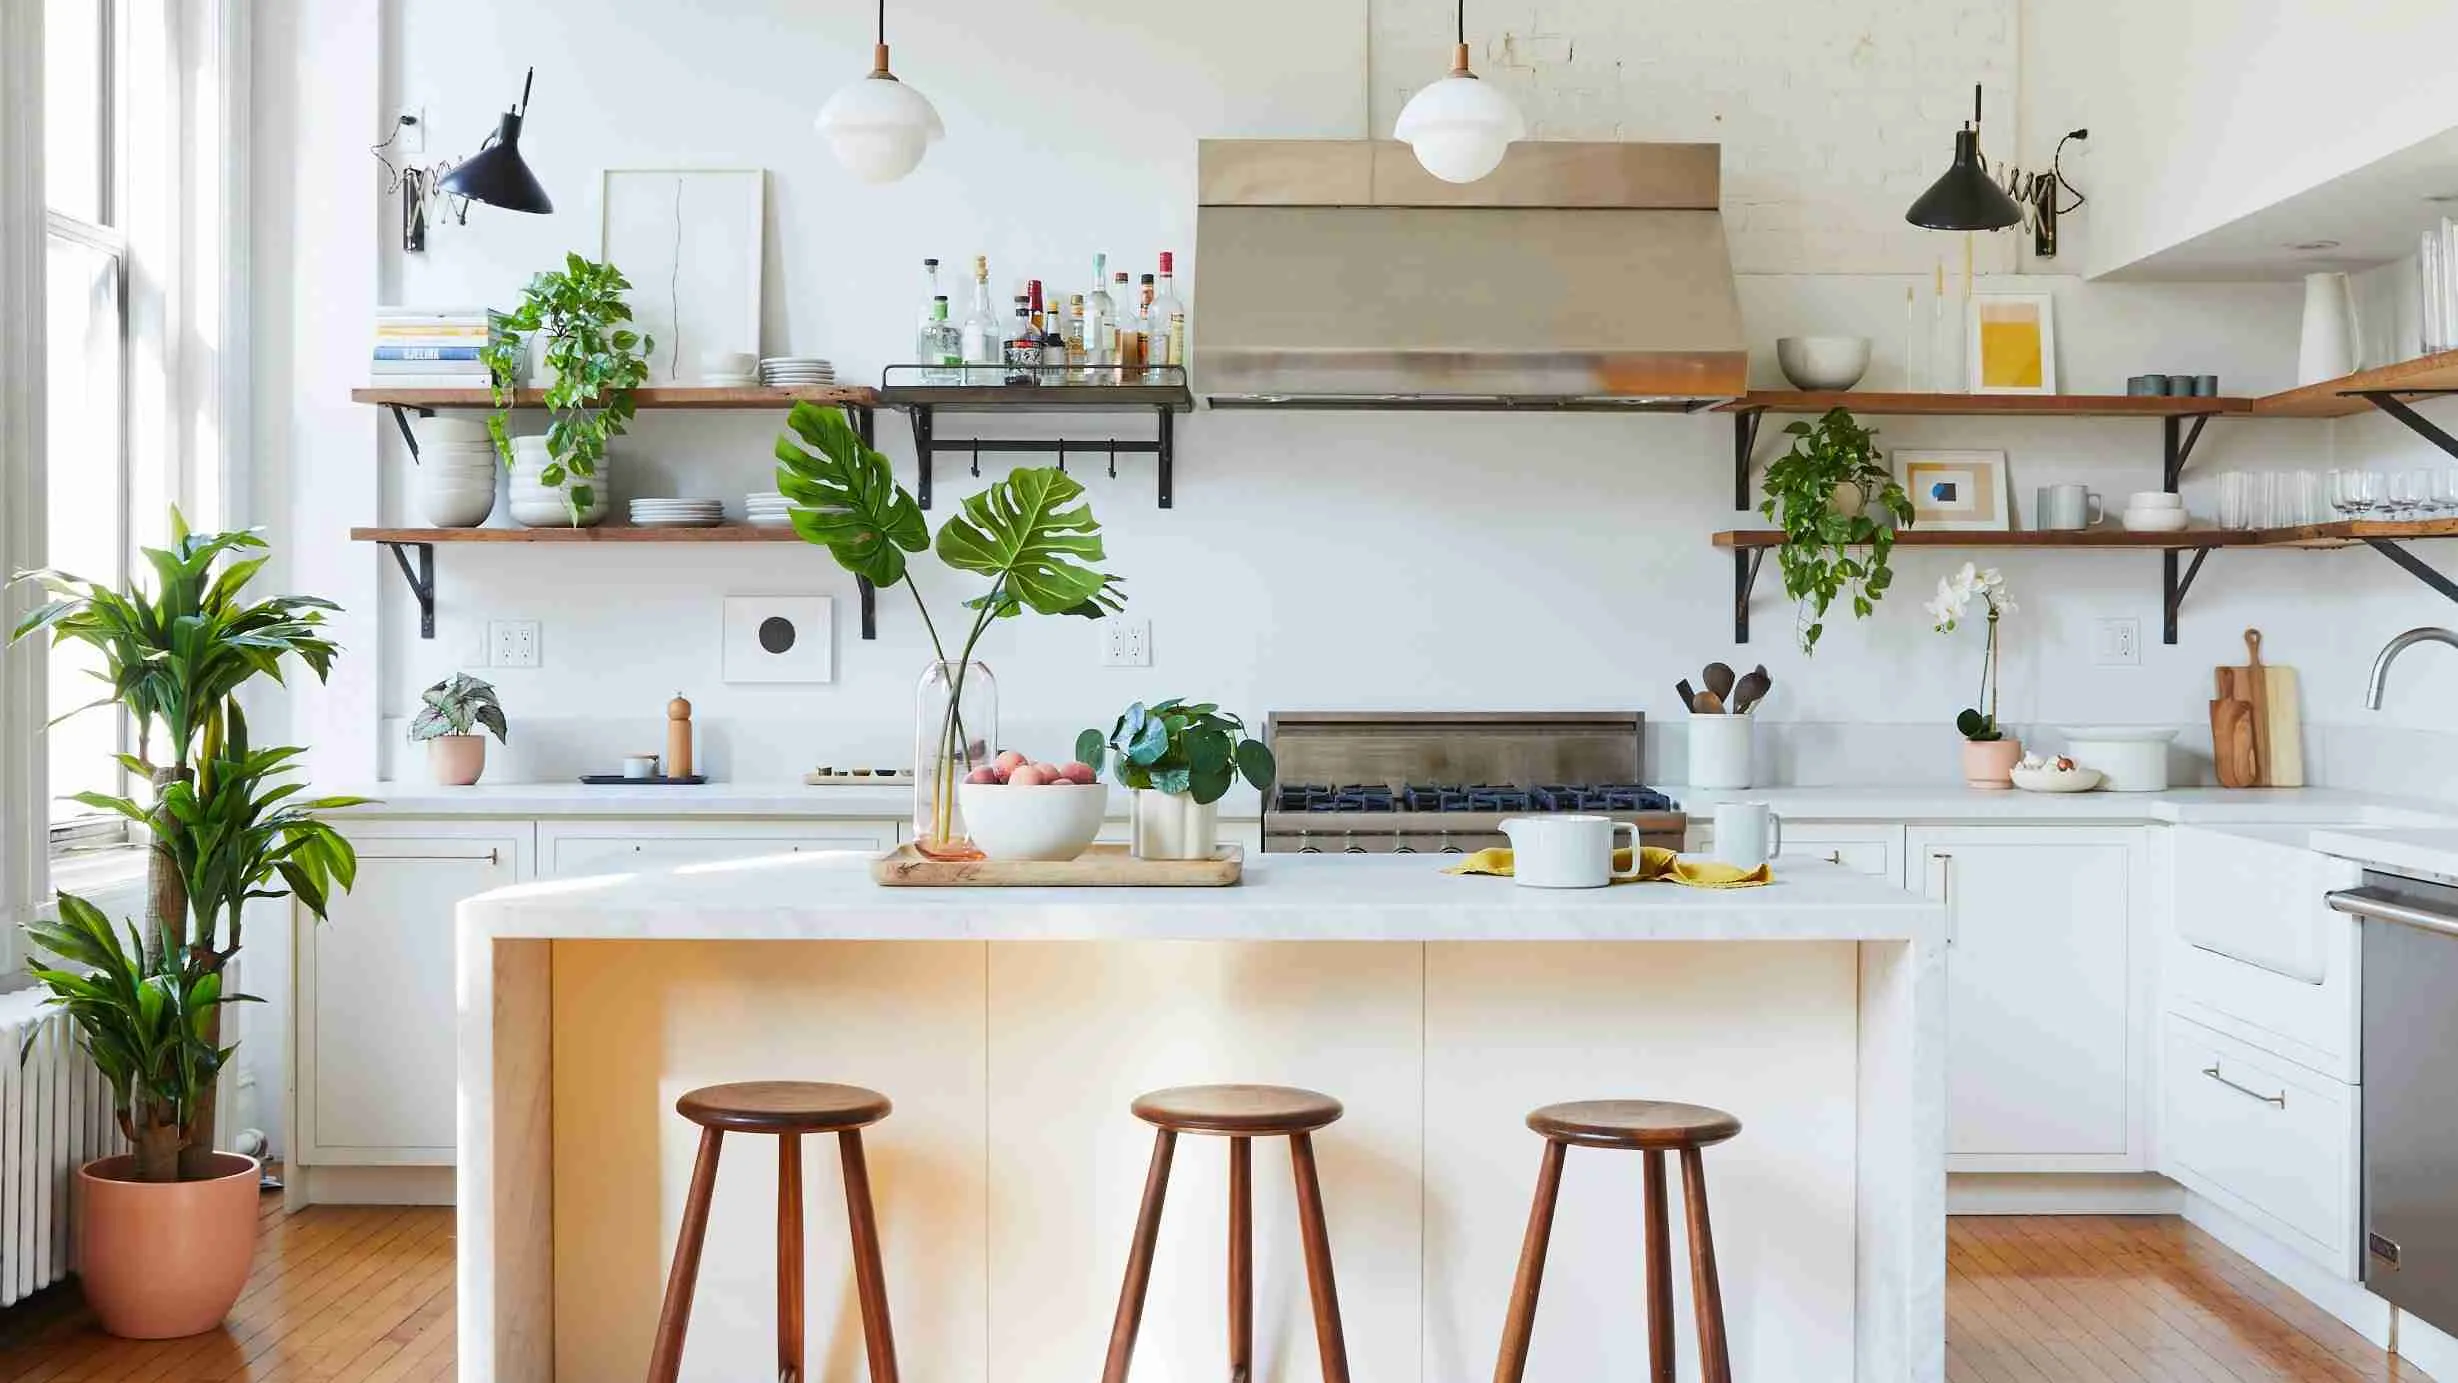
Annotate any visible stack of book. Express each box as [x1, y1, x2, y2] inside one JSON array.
[[372, 308, 495, 387]]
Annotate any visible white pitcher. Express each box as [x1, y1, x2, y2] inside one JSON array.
[[1498, 815, 1643, 889], [2297, 271, 2362, 385]]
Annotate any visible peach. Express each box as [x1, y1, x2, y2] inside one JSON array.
[[1008, 764, 1050, 787], [994, 749, 1028, 775], [965, 766, 1000, 784], [1060, 761, 1097, 784]]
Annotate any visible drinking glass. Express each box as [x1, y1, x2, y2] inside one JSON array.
[[2218, 472, 2249, 530], [2329, 469, 2359, 519], [2349, 470, 2386, 516], [2389, 470, 2429, 520], [2438, 470, 2458, 518], [2285, 471, 2325, 526], [2248, 472, 2278, 529]]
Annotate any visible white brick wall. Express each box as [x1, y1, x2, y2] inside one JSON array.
[[1369, 0, 2019, 273]]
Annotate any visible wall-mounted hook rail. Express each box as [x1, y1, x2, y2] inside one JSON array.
[[879, 366, 1192, 509]]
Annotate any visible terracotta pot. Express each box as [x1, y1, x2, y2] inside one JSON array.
[[1962, 737, 2024, 790], [428, 734, 486, 786], [78, 1152, 260, 1338]]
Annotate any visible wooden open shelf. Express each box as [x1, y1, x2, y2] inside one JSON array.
[[352, 384, 878, 411], [1712, 519, 2458, 551], [350, 525, 802, 544], [1718, 391, 2252, 418], [2250, 349, 2458, 419]]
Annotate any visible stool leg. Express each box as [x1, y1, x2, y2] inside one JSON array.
[[1491, 1138, 1567, 1383], [779, 1132, 805, 1383], [1230, 1135, 1252, 1383], [1642, 1150, 1674, 1383], [839, 1129, 901, 1383], [1680, 1146, 1732, 1383], [1288, 1132, 1352, 1383], [646, 1126, 724, 1383], [1102, 1128, 1177, 1383]]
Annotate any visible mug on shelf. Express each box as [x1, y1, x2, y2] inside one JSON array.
[[2036, 484, 2104, 531]]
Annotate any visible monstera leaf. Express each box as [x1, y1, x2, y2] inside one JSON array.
[[774, 402, 930, 588], [934, 466, 1124, 619]]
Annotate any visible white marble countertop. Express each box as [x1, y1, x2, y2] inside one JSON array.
[[456, 851, 1943, 944], [2307, 828, 2458, 879], [319, 780, 1263, 820]]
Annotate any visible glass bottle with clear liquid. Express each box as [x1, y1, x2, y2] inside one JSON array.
[[1149, 252, 1187, 380], [960, 254, 1003, 378], [1083, 254, 1116, 383], [918, 297, 962, 384]]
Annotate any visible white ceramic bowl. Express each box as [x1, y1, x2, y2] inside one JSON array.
[[2057, 726, 2180, 792], [958, 781, 1107, 861], [2126, 491, 2184, 510], [2010, 764, 2104, 793], [2120, 508, 2191, 533], [1775, 336, 1873, 391]]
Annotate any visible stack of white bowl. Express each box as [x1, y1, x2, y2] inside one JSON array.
[[2119, 490, 2189, 533], [760, 357, 836, 388], [628, 497, 724, 528], [745, 491, 795, 527], [507, 436, 611, 528], [412, 417, 501, 528]]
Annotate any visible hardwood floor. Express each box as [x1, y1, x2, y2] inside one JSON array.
[[0, 1202, 2430, 1380]]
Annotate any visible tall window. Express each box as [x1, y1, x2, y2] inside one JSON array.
[[42, 0, 130, 853]]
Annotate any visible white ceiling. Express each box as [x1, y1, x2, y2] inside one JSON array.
[[2103, 126, 2458, 282]]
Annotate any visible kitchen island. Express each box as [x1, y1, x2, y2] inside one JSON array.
[[455, 852, 1945, 1383]]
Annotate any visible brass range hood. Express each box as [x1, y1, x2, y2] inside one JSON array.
[[1195, 140, 1746, 410]]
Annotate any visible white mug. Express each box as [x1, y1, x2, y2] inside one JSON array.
[[621, 753, 661, 780], [1711, 803, 1783, 870], [1499, 815, 1643, 889], [2037, 483, 2103, 531]]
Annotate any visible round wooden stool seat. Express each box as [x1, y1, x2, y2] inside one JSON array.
[[1526, 1099, 1741, 1150], [675, 1080, 892, 1134], [1131, 1083, 1344, 1135]]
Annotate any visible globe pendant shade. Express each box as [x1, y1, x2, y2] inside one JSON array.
[[1395, 72, 1524, 184], [817, 70, 944, 184]]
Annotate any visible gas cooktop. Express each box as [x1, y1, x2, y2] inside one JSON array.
[[1274, 783, 1677, 814]]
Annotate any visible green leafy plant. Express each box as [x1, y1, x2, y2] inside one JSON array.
[[1076, 701, 1275, 805], [410, 672, 508, 743], [775, 402, 1125, 845], [1928, 563, 2015, 741], [11, 514, 365, 1180], [1757, 406, 1914, 653], [480, 254, 652, 522]]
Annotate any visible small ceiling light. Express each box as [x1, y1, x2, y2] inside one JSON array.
[[1395, 0, 1526, 185], [2287, 239, 2343, 252], [817, 0, 944, 184], [2427, 193, 2458, 205], [1906, 84, 2024, 232], [438, 68, 554, 215]]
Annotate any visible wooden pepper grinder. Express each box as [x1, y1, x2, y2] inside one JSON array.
[[666, 693, 694, 780]]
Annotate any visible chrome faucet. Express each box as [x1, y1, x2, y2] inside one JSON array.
[[2366, 627, 2458, 709]]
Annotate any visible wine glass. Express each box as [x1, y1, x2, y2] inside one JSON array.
[[2330, 469, 2365, 519]]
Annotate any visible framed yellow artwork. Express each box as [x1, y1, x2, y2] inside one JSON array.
[[1967, 291, 2057, 395]]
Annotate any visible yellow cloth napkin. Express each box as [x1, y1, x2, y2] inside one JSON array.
[[1442, 845, 1771, 889]]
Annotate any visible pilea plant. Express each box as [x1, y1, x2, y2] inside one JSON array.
[[480, 253, 652, 522], [1757, 406, 1914, 653], [1077, 701, 1275, 805]]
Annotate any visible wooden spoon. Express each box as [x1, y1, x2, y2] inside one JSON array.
[[1731, 667, 1772, 715], [1695, 689, 1727, 714], [1703, 662, 1737, 703], [1677, 679, 1699, 712]]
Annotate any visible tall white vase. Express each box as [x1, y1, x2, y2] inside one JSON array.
[[1130, 789, 1218, 860], [2297, 272, 2362, 385]]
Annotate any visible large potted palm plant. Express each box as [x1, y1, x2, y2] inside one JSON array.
[[11, 514, 366, 1337]]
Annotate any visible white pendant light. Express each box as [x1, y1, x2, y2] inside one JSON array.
[[1394, 0, 1525, 184], [816, 0, 943, 184]]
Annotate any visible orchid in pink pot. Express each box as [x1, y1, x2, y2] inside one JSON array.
[[1928, 563, 2022, 788]]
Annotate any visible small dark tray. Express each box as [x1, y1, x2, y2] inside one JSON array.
[[577, 774, 709, 786]]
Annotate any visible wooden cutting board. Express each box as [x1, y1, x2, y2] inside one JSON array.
[[871, 842, 1243, 887], [2219, 629, 2304, 787], [2210, 696, 2260, 788]]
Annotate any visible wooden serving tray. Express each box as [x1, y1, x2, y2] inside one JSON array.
[[871, 843, 1243, 887]]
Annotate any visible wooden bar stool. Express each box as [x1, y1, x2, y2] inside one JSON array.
[[645, 1081, 899, 1383], [1492, 1099, 1744, 1383], [1102, 1084, 1352, 1383]]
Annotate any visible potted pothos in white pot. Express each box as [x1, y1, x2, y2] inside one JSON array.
[[410, 672, 508, 786], [1078, 702, 1275, 860], [1758, 406, 1915, 653]]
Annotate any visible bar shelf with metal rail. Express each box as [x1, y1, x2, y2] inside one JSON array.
[[349, 385, 885, 640], [878, 364, 1193, 509]]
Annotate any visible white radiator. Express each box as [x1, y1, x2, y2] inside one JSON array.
[[1, 999, 121, 1306]]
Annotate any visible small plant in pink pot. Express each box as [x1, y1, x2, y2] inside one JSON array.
[[1928, 563, 2022, 789]]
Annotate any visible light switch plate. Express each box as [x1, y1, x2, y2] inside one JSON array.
[[1102, 617, 1151, 668], [489, 619, 540, 669], [2093, 617, 2140, 667]]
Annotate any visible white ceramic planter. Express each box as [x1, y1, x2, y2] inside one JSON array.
[[1130, 789, 1219, 860], [1687, 714, 1754, 790], [507, 436, 609, 528]]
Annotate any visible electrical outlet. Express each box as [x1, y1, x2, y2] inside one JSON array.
[[2093, 617, 2141, 667], [1102, 617, 1151, 668], [489, 619, 541, 669]]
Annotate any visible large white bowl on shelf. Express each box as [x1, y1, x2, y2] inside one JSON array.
[[1775, 336, 1872, 391], [957, 781, 1107, 861], [2057, 726, 2179, 792], [2119, 508, 2192, 533]]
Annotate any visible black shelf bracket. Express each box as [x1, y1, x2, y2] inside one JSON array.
[[1732, 546, 1768, 644], [856, 576, 878, 640], [2162, 546, 2216, 646], [382, 541, 437, 639], [2163, 412, 2218, 491], [1732, 408, 1765, 512], [2356, 390, 2458, 458], [2364, 538, 2458, 606], [385, 403, 436, 462]]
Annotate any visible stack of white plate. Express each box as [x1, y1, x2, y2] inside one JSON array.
[[745, 492, 795, 527], [760, 357, 836, 388], [628, 498, 725, 529]]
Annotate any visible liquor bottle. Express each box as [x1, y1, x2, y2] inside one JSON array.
[[915, 257, 943, 355], [1004, 297, 1041, 385], [1084, 254, 1116, 382], [1026, 279, 1046, 333], [920, 296, 961, 384], [1064, 294, 1088, 382], [1112, 270, 1142, 375], [1136, 274, 1160, 381], [1150, 252, 1187, 377], [1040, 287, 1067, 370], [960, 254, 1003, 377]]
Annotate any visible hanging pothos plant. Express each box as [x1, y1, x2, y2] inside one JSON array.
[[479, 253, 652, 522], [1757, 406, 1914, 653]]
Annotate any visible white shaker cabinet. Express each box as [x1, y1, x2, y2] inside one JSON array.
[[293, 821, 532, 1172], [1907, 826, 2152, 1172], [538, 818, 900, 879]]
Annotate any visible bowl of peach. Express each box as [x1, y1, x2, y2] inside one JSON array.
[[957, 750, 1108, 860]]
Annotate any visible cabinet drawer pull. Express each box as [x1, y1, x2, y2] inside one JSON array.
[[1824, 850, 1844, 866], [373, 849, 501, 865], [1936, 853, 1955, 946], [2202, 1063, 2286, 1108]]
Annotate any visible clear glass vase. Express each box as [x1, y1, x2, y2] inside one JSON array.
[[912, 659, 997, 859]]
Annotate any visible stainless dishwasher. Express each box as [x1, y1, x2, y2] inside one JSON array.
[[2331, 869, 2458, 1336]]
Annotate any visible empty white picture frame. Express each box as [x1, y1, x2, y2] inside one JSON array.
[[600, 168, 764, 384], [722, 596, 834, 684]]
